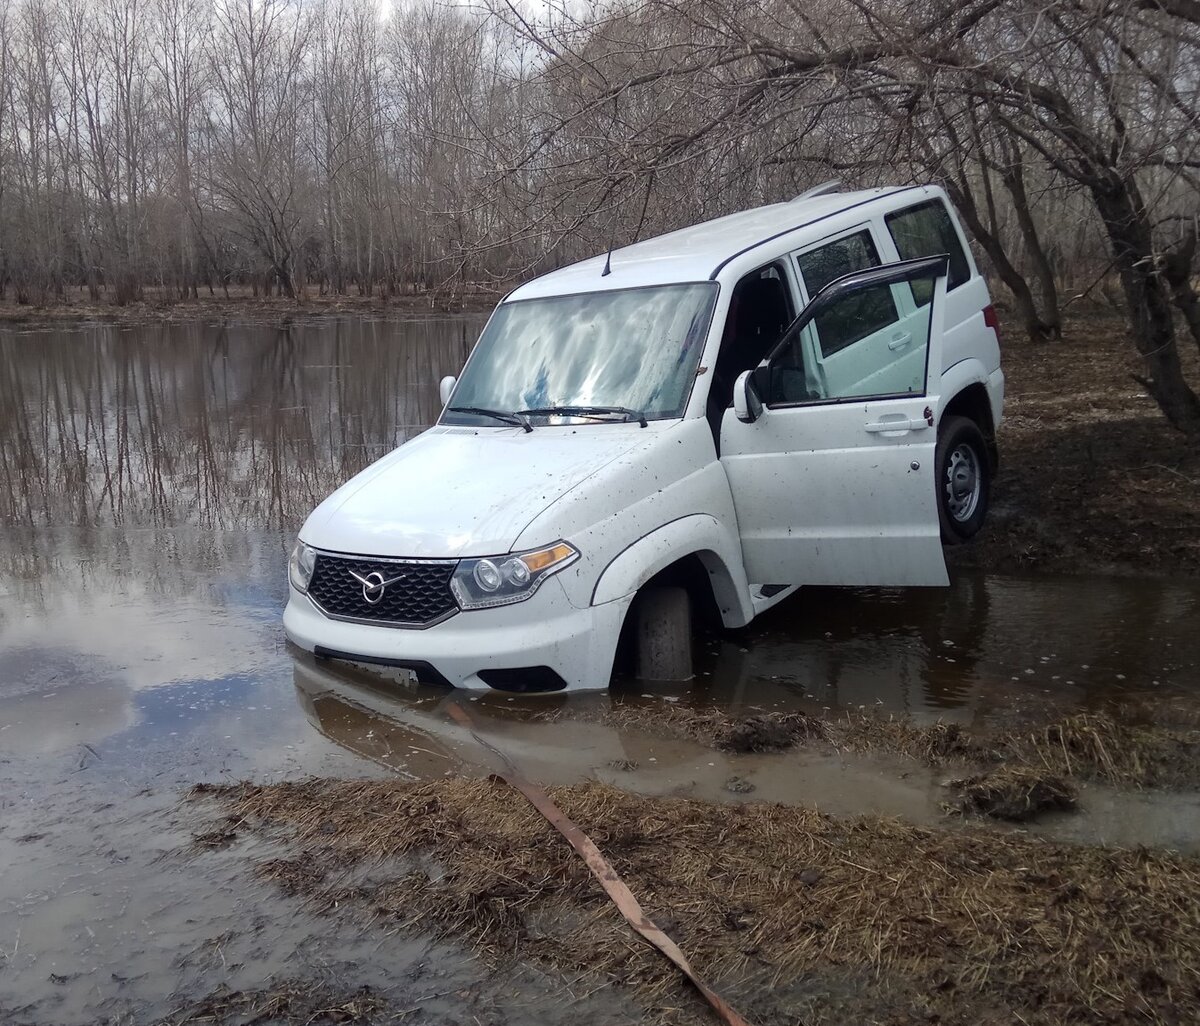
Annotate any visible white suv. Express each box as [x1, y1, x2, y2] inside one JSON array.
[[285, 184, 1004, 692]]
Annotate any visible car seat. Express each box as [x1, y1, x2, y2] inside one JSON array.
[[707, 275, 793, 446]]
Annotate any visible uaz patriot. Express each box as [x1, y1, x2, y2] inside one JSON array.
[[285, 184, 1004, 692]]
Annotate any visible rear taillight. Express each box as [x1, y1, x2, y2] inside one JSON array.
[[982, 304, 1002, 343]]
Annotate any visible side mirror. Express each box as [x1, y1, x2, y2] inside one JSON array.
[[438, 375, 457, 406], [733, 368, 763, 424]]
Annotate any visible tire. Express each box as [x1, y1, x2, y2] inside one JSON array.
[[634, 585, 693, 681], [936, 415, 990, 544]]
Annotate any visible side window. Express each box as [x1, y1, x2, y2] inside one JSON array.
[[794, 230, 897, 357], [795, 229, 882, 295], [766, 271, 938, 406], [885, 200, 970, 305]]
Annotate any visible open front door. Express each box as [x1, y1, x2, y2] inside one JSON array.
[[720, 255, 950, 587]]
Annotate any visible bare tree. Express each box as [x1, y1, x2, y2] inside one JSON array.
[[205, 0, 311, 297], [0, 0, 1194, 435], [476, 0, 1200, 431]]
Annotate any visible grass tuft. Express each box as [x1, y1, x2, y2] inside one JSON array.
[[945, 766, 1078, 821]]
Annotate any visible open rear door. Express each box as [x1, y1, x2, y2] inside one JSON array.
[[720, 255, 950, 587]]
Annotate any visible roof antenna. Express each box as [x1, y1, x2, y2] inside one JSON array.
[[600, 189, 622, 277]]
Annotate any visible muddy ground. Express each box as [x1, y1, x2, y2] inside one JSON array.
[[0, 285, 493, 325], [168, 687, 1200, 1026], [947, 306, 1200, 576], [187, 774, 1200, 1026]]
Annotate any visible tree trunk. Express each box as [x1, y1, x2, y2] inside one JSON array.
[[275, 260, 296, 300], [1092, 177, 1200, 434], [943, 179, 1055, 342], [1163, 232, 1200, 352], [1001, 163, 1063, 339]]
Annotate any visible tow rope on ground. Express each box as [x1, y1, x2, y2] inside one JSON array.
[[445, 700, 754, 1026]]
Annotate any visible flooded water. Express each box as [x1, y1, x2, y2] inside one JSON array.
[[2, 318, 1199, 1023]]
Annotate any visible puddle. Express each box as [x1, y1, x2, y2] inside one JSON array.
[[705, 573, 1199, 718], [293, 653, 945, 821], [2, 319, 1200, 1022], [292, 652, 1200, 852]]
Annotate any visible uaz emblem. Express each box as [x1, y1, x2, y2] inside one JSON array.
[[348, 568, 406, 605]]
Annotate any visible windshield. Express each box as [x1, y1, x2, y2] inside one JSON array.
[[443, 283, 718, 426]]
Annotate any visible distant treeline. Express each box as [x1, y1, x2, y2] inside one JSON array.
[[0, 0, 533, 305], [1, 0, 1199, 428]]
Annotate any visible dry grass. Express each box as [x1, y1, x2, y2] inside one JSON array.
[[193, 776, 1200, 1026], [600, 704, 1200, 791], [0, 285, 494, 325], [945, 767, 1078, 821], [834, 714, 981, 764], [155, 980, 393, 1025], [998, 712, 1200, 788], [607, 705, 826, 753]]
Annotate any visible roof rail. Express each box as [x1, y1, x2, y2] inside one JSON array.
[[792, 179, 841, 201]]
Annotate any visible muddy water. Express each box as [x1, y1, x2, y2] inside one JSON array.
[[2, 319, 1199, 1023]]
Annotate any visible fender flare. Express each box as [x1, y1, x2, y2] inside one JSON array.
[[937, 359, 994, 424], [591, 514, 754, 628]]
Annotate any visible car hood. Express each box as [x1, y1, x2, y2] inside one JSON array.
[[300, 423, 661, 558]]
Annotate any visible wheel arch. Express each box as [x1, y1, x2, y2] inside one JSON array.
[[939, 362, 998, 470], [591, 515, 753, 629]]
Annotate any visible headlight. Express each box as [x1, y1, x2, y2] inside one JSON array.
[[289, 540, 318, 593], [451, 541, 579, 610]]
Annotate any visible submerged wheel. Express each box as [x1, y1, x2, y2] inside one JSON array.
[[936, 415, 990, 544], [634, 586, 693, 681]]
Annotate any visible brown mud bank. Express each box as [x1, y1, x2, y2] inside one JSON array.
[[948, 307, 1200, 576], [0, 286, 495, 325], [191, 776, 1200, 1026]]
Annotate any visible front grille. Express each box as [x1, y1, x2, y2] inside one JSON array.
[[307, 554, 458, 628]]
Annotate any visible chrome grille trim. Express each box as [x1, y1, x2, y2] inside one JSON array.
[[305, 550, 459, 629]]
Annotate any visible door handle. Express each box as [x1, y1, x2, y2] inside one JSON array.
[[864, 417, 930, 433], [887, 333, 912, 351]]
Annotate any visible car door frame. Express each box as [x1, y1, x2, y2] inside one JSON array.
[[719, 254, 952, 588]]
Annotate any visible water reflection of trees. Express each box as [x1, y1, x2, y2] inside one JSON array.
[[0, 317, 481, 530]]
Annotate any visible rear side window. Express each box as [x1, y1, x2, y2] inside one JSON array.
[[795, 229, 882, 296], [795, 229, 897, 357], [885, 200, 971, 304]]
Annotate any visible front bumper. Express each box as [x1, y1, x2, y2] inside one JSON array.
[[283, 576, 630, 692]]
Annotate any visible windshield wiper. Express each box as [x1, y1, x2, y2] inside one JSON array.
[[447, 406, 532, 432], [518, 405, 648, 428]]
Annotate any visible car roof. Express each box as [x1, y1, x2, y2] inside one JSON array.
[[505, 185, 923, 302]]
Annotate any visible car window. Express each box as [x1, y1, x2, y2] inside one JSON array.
[[885, 200, 970, 304], [446, 283, 717, 425], [766, 270, 938, 406], [794, 230, 897, 358]]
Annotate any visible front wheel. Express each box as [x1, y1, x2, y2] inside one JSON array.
[[633, 585, 693, 681], [935, 415, 991, 544]]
